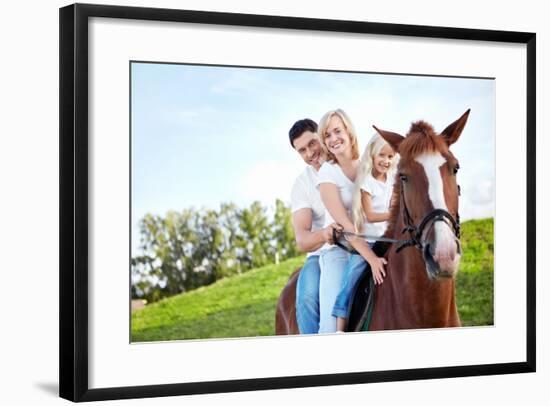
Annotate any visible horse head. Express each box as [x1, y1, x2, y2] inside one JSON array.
[[373, 109, 470, 280]]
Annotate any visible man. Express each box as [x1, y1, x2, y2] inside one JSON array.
[[289, 118, 341, 334]]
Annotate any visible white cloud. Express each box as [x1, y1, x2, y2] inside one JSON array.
[[460, 199, 494, 221], [466, 178, 494, 204], [460, 177, 495, 220], [238, 160, 304, 207]]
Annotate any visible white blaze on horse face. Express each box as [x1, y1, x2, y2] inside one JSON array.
[[415, 152, 460, 267], [415, 153, 447, 211]]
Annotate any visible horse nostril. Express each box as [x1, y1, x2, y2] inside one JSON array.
[[426, 243, 434, 256]]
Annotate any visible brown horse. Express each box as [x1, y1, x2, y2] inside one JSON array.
[[275, 110, 470, 334]]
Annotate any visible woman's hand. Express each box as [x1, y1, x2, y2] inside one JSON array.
[[368, 256, 387, 285], [322, 223, 343, 245]]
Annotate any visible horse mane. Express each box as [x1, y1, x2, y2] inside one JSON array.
[[399, 121, 448, 159], [382, 120, 449, 241], [383, 171, 401, 242]]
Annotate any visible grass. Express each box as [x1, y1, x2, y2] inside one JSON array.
[[131, 257, 302, 341], [132, 218, 494, 341], [455, 218, 494, 326]]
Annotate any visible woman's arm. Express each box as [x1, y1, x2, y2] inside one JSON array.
[[292, 208, 341, 253], [319, 183, 386, 284], [361, 191, 390, 223]]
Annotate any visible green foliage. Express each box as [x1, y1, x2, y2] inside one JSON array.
[[234, 201, 272, 269], [132, 200, 298, 303], [131, 256, 303, 341], [132, 218, 494, 341], [272, 199, 299, 260], [455, 218, 494, 326]]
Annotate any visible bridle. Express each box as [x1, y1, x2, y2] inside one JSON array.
[[395, 177, 461, 253], [333, 177, 461, 254]]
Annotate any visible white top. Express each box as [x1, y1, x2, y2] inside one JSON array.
[[316, 161, 356, 249], [290, 165, 326, 257], [360, 172, 395, 242]]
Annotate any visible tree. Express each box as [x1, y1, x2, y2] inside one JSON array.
[[235, 201, 272, 269], [214, 203, 242, 278], [131, 200, 301, 303], [271, 198, 298, 261]]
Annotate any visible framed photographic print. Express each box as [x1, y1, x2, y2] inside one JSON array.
[[59, 3, 536, 402]]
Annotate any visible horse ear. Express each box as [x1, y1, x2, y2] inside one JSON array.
[[372, 125, 405, 151], [441, 109, 470, 146]]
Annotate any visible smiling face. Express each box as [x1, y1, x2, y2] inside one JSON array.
[[318, 109, 360, 163], [372, 143, 396, 179], [323, 115, 352, 158], [292, 130, 324, 170]]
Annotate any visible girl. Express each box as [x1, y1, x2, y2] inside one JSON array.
[[332, 133, 398, 332], [316, 109, 387, 334]]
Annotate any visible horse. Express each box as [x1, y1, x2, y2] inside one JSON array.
[[275, 110, 470, 334]]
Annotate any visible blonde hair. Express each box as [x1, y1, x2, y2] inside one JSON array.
[[318, 109, 360, 163], [351, 133, 398, 232]]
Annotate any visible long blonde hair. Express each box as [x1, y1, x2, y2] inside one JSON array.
[[318, 109, 360, 163], [351, 133, 398, 232]]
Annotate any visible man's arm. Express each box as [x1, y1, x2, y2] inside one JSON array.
[[292, 208, 338, 253]]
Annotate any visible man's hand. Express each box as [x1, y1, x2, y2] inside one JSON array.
[[322, 223, 343, 245]]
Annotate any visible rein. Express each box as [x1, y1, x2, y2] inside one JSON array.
[[332, 178, 461, 255], [331, 228, 415, 254], [398, 176, 461, 252]]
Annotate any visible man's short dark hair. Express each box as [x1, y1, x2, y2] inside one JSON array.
[[289, 118, 318, 148]]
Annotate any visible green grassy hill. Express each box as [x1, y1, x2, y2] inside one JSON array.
[[131, 218, 493, 342]]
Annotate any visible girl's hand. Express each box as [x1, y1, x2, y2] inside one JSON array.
[[369, 256, 387, 285]]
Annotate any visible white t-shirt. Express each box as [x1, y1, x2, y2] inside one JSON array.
[[316, 161, 356, 249], [360, 172, 395, 242], [290, 165, 326, 257]]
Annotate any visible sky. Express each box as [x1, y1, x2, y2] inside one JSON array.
[[131, 62, 495, 256]]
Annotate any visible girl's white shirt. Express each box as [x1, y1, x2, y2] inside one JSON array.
[[360, 171, 395, 242]]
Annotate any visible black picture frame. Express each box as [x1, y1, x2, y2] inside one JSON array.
[[59, 3, 536, 402]]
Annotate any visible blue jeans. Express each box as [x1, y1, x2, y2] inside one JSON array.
[[318, 247, 350, 333], [295, 255, 320, 334], [332, 254, 368, 319]]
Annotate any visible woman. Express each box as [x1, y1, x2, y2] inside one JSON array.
[[316, 109, 387, 334]]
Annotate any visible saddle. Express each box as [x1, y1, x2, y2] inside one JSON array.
[[347, 241, 389, 332]]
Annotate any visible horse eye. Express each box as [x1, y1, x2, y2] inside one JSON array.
[[399, 173, 408, 182], [453, 164, 460, 174]]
